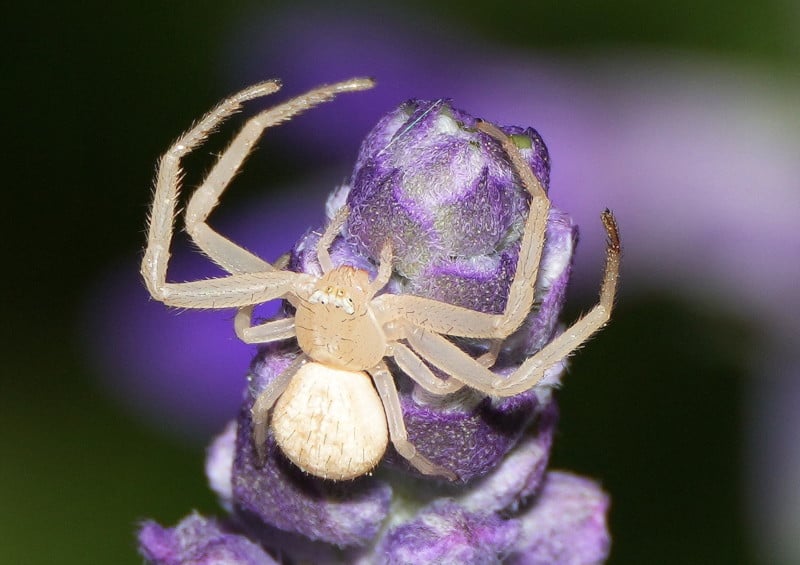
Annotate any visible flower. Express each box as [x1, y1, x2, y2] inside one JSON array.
[[138, 98, 610, 563], [139, 513, 278, 565]]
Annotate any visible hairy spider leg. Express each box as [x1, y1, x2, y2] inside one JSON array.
[[405, 210, 620, 397], [141, 78, 375, 331], [368, 361, 458, 480]]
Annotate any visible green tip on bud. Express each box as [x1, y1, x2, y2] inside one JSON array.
[[511, 133, 533, 150]]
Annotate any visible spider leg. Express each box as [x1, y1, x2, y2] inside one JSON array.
[[146, 270, 310, 309], [369, 239, 394, 297], [251, 354, 307, 464], [373, 120, 551, 340], [390, 342, 465, 395], [142, 78, 375, 307], [405, 325, 504, 396], [368, 361, 458, 480], [235, 307, 297, 344], [143, 80, 281, 298], [475, 120, 552, 336], [185, 79, 375, 274], [476, 340, 503, 368], [404, 212, 621, 397], [315, 205, 350, 273], [491, 210, 621, 395], [232, 251, 295, 341]]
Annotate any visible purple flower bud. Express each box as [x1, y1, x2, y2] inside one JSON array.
[[508, 472, 612, 564], [378, 500, 521, 564], [138, 513, 277, 565], [346, 99, 551, 314]]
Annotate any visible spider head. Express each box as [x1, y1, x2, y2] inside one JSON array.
[[309, 266, 371, 315]]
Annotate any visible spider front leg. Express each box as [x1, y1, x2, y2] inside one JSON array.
[[404, 211, 621, 397], [141, 78, 375, 308], [183, 78, 375, 275], [143, 80, 280, 298]]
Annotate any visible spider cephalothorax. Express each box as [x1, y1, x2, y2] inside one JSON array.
[[142, 77, 621, 481], [295, 263, 385, 372]]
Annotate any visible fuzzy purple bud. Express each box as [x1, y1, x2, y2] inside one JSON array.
[[508, 472, 612, 564], [379, 500, 521, 564], [138, 514, 277, 565], [347, 99, 551, 314]]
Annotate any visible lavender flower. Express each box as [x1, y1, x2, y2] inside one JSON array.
[[139, 514, 278, 565], [138, 99, 610, 563]]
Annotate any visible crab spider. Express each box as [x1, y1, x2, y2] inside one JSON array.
[[142, 78, 621, 482]]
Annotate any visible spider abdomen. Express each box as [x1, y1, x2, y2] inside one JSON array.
[[271, 362, 389, 481]]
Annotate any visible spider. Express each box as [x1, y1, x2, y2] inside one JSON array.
[[141, 77, 621, 482]]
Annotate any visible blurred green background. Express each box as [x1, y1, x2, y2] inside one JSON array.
[[3, 1, 797, 563]]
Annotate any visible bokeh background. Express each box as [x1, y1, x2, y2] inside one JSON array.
[[4, 2, 799, 563]]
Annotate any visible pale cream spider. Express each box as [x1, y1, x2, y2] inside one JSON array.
[[141, 77, 621, 481]]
